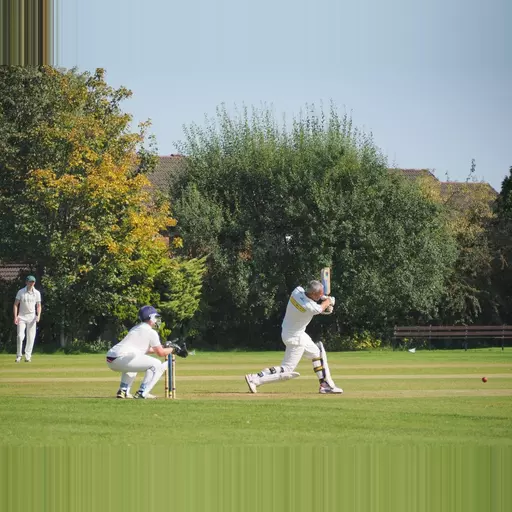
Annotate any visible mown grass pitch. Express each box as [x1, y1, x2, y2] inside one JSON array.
[[1, 349, 511, 447]]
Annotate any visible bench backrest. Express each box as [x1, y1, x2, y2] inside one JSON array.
[[394, 325, 512, 337]]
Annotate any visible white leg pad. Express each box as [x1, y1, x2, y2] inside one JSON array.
[[312, 341, 337, 388], [256, 371, 300, 385], [140, 360, 167, 396]]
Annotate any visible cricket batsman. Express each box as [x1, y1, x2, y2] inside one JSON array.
[[244, 280, 343, 394], [106, 306, 188, 399]]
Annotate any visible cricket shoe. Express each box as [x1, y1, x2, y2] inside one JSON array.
[[319, 383, 343, 394], [244, 374, 259, 394], [15, 356, 22, 363], [133, 391, 157, 399], [116, 389, 134, 399], [25, 358, 31, 363]]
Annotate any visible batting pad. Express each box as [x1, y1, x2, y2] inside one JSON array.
[[312, 342, 336, 388], [257, 371, 300, 385]]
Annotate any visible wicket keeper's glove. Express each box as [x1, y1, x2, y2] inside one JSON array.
[[164, 339, 189, 358]]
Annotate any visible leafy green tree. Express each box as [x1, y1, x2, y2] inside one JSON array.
[[415, 162, 499, 324], [171, 104, 456, 348], [496, 167, 512, 220], [0, 66, 204, 348], [490, 166, 512, 324]]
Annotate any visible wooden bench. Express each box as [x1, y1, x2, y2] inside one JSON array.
[[393, 325, 512, 351]]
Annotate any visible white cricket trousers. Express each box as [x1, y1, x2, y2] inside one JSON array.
[[280, 332, 321, 372], [17, 315, 37, 359], [107, 354, 167, 396]]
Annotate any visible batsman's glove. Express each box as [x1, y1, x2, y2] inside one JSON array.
[[318, 296, 336, 306], [321, 305, 334, 315], [164, 339, 189, 358]]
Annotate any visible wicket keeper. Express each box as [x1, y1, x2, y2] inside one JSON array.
[[106, 306, 188, 399]]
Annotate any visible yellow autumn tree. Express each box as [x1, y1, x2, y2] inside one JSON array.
[[0, 66, 204, 348]]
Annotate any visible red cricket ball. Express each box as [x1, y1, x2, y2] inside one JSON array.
[[482, 377, 488, 383]]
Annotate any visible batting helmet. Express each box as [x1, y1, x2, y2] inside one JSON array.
[[138, 305, 161, 322]]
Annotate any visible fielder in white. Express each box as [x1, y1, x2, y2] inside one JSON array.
[[13, 275, 42, 363], [106, 306, 188, 399], [245, 280, 343, 394]]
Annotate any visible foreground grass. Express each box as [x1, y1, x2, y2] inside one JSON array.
[[2, 350, 511, 512], [1, 349, 511, 447]]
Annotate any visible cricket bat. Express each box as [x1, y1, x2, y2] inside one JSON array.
[[320, 267, 331, 295]]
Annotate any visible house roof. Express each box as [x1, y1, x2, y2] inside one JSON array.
[[440, 181, 498, 208], [440, 181, 497, 195], [0, 263, 30, 282], [394, 168, 439, 181], [146, 154, 186, 193], [390, 168, 498, 195]]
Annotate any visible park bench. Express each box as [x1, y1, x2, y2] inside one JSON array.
[[393, 325, 512, 351]]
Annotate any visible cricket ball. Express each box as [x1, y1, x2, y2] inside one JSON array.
[[482, 377, 487, 383]]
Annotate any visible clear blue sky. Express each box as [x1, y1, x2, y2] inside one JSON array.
[[56, 0, 511, 191]]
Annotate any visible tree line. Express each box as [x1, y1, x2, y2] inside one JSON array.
[[170, 105, 512, 349], [0, 67, 510, 351]]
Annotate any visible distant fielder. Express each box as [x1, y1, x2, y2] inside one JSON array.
[[244, 280, 343, 394], [13, 275, 42, 363], [106, 306, 188, 399]]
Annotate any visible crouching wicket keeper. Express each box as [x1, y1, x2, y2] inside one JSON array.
[[106, 306, 188, 399]]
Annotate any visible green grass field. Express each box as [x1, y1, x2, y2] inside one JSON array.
[[1, 349, 511, 447], [1, 349, 512, 512]]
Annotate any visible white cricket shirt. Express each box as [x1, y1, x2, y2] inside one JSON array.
[[15, 286, 41, 319], [281, 286, 323, 343], [107, 323, 161, 357]]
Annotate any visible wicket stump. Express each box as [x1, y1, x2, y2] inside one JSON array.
[[164, 353, 176, 399]]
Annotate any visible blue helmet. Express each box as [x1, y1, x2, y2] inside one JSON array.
[[138, 305, 161, 322]]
